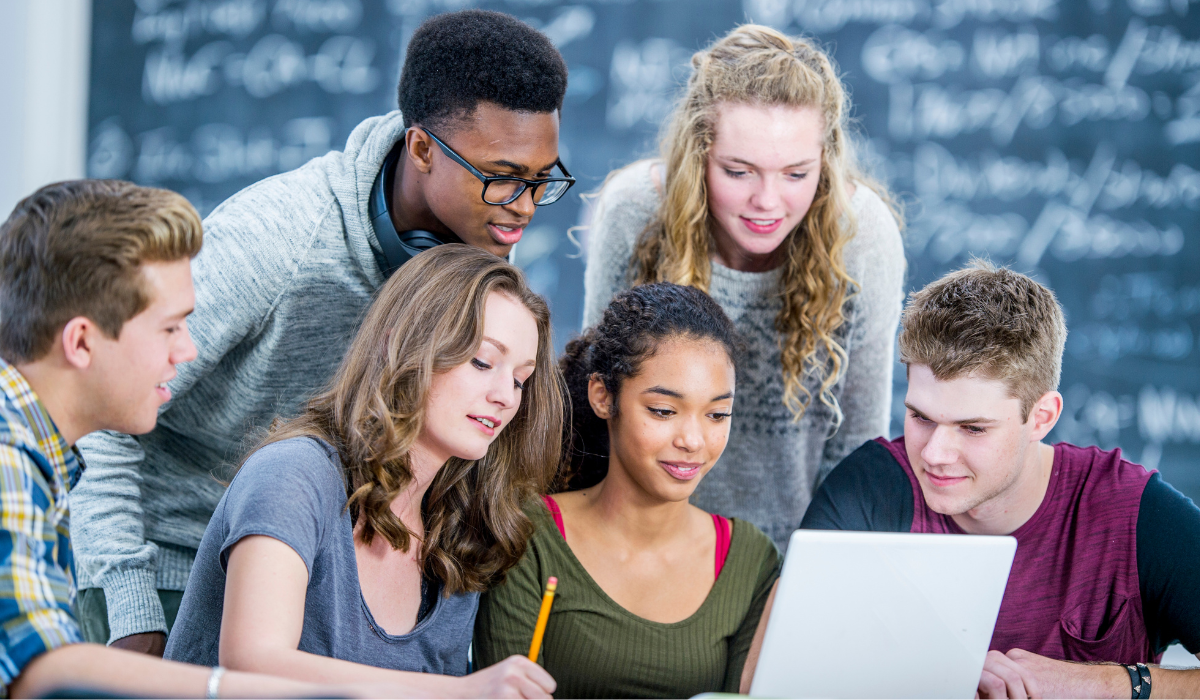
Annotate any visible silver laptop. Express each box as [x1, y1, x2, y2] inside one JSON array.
[[749, 530, 1016, 699]]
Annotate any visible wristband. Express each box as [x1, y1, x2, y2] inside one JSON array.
[[1126, 662, 1151, 699], [206, 666, 226, 700]]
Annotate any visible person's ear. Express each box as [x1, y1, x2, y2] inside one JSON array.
[[405, 127, 435, 175], [1026, 390, 1063, 441], [59, 317, 99, 370], [587, 375, 614, 420]]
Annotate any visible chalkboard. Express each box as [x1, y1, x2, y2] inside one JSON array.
[[88, 0, 1200, 501]]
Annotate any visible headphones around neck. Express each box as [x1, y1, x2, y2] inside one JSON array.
[[368, 141, 462, 278]]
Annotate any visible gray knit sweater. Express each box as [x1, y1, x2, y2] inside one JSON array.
[[71, 111, 404, 641], [583, 160, 905, 549]]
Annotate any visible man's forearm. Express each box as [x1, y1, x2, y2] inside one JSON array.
[[8, 644, 337, 699], [988, 649, 1200, 699], [1066, 660, 1200, 698], [221, 642, 459, 696], [1149, 666, 1200, 699]]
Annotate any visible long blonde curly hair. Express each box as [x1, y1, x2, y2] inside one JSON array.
[[631, 24, 900, 425]]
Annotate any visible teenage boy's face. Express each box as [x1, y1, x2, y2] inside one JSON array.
[[420, 102, 560, 257], [87, 259, 198, 435], [902, 365, 1037, 519]]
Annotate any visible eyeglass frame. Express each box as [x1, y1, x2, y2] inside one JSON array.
[[413, 127, 576, 207]]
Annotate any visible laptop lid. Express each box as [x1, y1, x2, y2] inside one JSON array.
[[750, 530, 1016, 699]]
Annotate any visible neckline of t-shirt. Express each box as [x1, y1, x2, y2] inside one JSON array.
[[290, 435, 456, 642], [1003, 442, 1063, 539], [534, 499, 736, 629], [336, 498, 453, 643]]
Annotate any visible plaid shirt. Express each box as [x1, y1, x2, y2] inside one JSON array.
[[0, 358, 84, 689]]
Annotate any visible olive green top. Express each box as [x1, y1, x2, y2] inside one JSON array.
[[474, 500, 780, 699]]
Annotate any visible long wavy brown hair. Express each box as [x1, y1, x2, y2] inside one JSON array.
[[630, 25, 901, 425], [251, 245, 564, 594]]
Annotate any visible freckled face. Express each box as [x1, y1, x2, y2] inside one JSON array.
[[596, 338, 736, 502], [903, 365, 1033, 517], [705, 103, 824, 270], [419, 292, 539, 463]]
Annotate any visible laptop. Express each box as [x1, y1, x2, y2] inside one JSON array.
[[749, 530, 1017, 699]]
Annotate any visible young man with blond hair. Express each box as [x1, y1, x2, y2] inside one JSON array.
[[802, 261, 1200, 699], [0, 180, 383, 698]]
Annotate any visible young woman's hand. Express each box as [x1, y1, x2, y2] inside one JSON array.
[[457, 655, 556, 698]]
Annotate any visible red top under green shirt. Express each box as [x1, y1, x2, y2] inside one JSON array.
[[473, 497, 780, 699], [541, 495, 733, 578]]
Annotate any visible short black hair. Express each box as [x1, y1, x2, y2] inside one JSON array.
[[398, 10, 568, 132]]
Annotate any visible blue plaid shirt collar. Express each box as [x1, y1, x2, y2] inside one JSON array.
[[0, 358, 84, 492]]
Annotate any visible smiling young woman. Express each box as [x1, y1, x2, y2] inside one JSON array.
[[583, 25, 907, 551], [473, 283, 780, 699], [162, 245, 564, 699]]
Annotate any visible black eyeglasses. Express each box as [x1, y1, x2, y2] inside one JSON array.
[[417, 128, 576, 206]]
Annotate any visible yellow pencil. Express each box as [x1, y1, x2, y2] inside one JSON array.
[[527, 576, 558, 662]]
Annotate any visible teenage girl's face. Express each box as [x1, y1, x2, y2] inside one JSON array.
[[590, 337, 736, 502], [704, 103, 824, 270], [419, 291, 539, 465]]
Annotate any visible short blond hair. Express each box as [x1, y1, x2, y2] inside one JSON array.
[[898, 260, 1067, 419], [0, 180, 203, 362]]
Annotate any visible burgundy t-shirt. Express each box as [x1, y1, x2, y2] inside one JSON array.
[[872, 437, 1159, 663]]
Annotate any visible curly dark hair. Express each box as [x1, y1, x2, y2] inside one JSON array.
[[398, 10, 568, 132], [558, 283, 742, 491]]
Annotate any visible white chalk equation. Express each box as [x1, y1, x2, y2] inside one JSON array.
[[131, 0, 363, 45], [905, 142, 1200, 211], [745, 0, 1058, 33], [142, 32, 378, 104], [1048, 384, 1200, 468], [88, 117, 335, 190], [862, 19, 1200, 146]]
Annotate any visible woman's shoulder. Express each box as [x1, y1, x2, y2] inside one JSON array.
[[843, 184, 905, 275], [233, 436, 346, 502], [848, 185, 901, 239], [729, 518, 781, 567], [597, 159, 660, 202], [521, 495, 567, 538], [591, 160, 662, 233]]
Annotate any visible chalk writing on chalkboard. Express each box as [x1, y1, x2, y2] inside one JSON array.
[[89, 0, 1200, 498]]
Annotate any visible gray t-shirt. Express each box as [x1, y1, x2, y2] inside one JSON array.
[[164, 437, 478, 673]]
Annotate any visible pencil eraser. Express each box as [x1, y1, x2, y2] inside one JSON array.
[[548, 576, 558, 585]]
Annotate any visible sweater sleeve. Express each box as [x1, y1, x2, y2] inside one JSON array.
[[816, 188, 906, 485], [70, 194, 324, 642], [723, 523, 781, 693], [581, 161, 660, 329]]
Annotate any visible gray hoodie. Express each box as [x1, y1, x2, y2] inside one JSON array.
[[72, 111, 405, 642]]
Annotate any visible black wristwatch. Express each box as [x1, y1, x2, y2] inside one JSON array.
[[1126, 662, 1152, 699]]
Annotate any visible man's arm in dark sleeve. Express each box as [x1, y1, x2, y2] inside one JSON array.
[[1138, 472, 1200, 657], [800, 439, 913, 532]]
